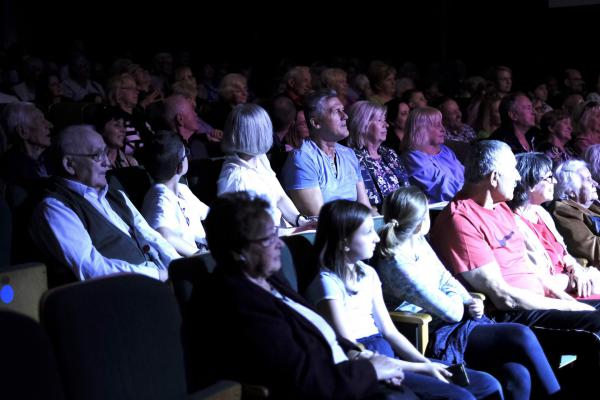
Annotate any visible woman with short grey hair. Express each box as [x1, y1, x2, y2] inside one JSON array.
[[217, 103, 313, 229], [547, 159, 600, 268]]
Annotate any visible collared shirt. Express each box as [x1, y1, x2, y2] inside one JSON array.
[[32, 178, 180, 281]]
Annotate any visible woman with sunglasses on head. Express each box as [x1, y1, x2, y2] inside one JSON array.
[[509, 153, 600, 298], [306, 199, 503, 400], [376, 186, 560, 400], [142, 131, 209, 256]]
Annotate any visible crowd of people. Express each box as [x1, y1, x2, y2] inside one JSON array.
[[4, 48, 600, 398]]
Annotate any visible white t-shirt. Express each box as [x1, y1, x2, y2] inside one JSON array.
[[217, 153, 287, 226], [305, 262, 381, 340], [142, 183, 209, 249]]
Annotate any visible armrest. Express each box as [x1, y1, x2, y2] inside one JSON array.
[[470, 292, 486, 301], [389, 311, 432, 355], [187, 380, 242, 400], [242, 384, 270, 399]]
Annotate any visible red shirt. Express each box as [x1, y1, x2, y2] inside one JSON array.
[[431, 195, 545, 295]]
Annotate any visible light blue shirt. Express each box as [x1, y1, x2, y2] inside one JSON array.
[[281, 139, 362, 203], [31, 178, 180, 281]]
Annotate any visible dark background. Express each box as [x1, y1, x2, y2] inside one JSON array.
[[3, 0, 600, 87]]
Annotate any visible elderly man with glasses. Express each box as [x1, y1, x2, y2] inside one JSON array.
[[31, 125, 179, 283]]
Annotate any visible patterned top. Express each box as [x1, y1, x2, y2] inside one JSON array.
[[535, 142, 576, 167], [443, 124, 477, 143], [354, 146, 409, 208]]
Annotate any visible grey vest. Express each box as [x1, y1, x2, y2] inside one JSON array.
[[46, 178, 151, 265]]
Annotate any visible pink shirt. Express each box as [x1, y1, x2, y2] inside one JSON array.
[[431, 195, 545, 295]]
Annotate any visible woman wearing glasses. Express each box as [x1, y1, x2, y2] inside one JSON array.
[[185, 192, 417, 399], [142, 132, 209, 256], [509, 153, 600, 298]]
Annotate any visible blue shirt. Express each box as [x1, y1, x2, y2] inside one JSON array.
[[281, 139, 362, 203]]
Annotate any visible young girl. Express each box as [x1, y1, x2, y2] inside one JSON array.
[[375, 187, 561, 400], [306, 199, 503, 400]]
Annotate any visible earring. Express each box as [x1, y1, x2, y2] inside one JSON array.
[[343, 246, 350, 252]]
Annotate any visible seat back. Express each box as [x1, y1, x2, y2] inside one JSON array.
[[0, 194, 11, 270], [187, 157, 224, 206], [0, 310, 64, 399], [0, 262, 48, 320], [106, 166, 153, 211], [40, 274, 188, 400], [169, 253, 215, 313], [280, 234, 318, 295]]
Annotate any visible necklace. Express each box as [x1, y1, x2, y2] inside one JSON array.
[[176, 192, 190, 226], [327, 151, 338, 178]]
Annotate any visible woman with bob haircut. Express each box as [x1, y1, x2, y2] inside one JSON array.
[[185, 191, 419, 400], [142, 131, 209, 256], [376, 186, 560, 400], [306, 199, 504, 400], [217, 103, 313, 229], [347, 100, 409, 210], [402, 107, 464, 203], [508, 153, 600, 298]]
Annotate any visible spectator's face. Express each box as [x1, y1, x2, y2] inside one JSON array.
[[230, 81, 248, 105], [179, 100, 200, 133], [494, 150, 521, 202], [22, 108, 52, 148], [510, 96, 535, 129], [496, 70, 512, 93], [48, 76, 63, 97], [366, 112, 388, 145], [566, 70, 585, 93], [292, 70, 312, 98], [550, 118, 572, 142], [294, 111, 310, 139], [427, 118, 446, 147], [379, 73, 397, 97], [314, 97, 348, 141], [529, 169, 556, 205], [441, 100, 462, 131], [241, 219, 283, 279], [102, 118, 126, 148], [330, 74, 349, 99], [66, 131, 109, 190], [119, 77, 139, 108], [176, 67, 196, 85], [409, 91, 427, 109], [394, 102, 410, 131], [346, 216, 380, 264], [576, 167, 598, 207], [533, 84, 548, 102]]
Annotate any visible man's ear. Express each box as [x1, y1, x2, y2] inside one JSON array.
[[309, 117, 320, 129], [16, 124, 27, 140], [62, 156, 76, 176], [489, 171, 499, 188], [175, 113, 184, 127]]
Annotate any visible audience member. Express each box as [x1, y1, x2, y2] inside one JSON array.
[[509, 153, 600, 298], [368, 61, 396, 105], [493, 66, 513, 98], [490, 92, 537, 153], [547, 159, 600, 268], [402, 107, 464, 203], [536, 109, 575, 166], [279, 65, 312, 109], [61, 54, 105, 101], [384, 98, 410, 153], [569, 100, 600, 157], [0, 102, 52, 183], [281, 89, 371, 216], [91, 107, 138, 169], [142, 132, 208, 256], [438, 98, 477, 143], [347, 100, 409, 210], [376, 186, 560, 399], [430, 140, 600, 385], [203, 73, 248, 130], [218, 104, 312, 229], [306, 199, 503, 400], [31, 125, 179, 281], [185, 192, 416, 400]]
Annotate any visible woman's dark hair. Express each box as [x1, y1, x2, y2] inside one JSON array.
[[204, 192, 272, 267], [314, 200, 371, 293], [143, 131, 185, 182], [507, 152, 552, 210], [384, 97, 402, 148]]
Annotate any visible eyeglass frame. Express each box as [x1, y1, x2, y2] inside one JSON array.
[[540, 172, 555, 183], [64, 147, 110, 163], [179, 146, 191, 164], [247, 226, 280, 248]]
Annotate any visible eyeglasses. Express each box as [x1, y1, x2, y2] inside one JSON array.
[[65, 148, 109, 163], [541, 173, 554, 183], [248, 226, 280, 248]]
